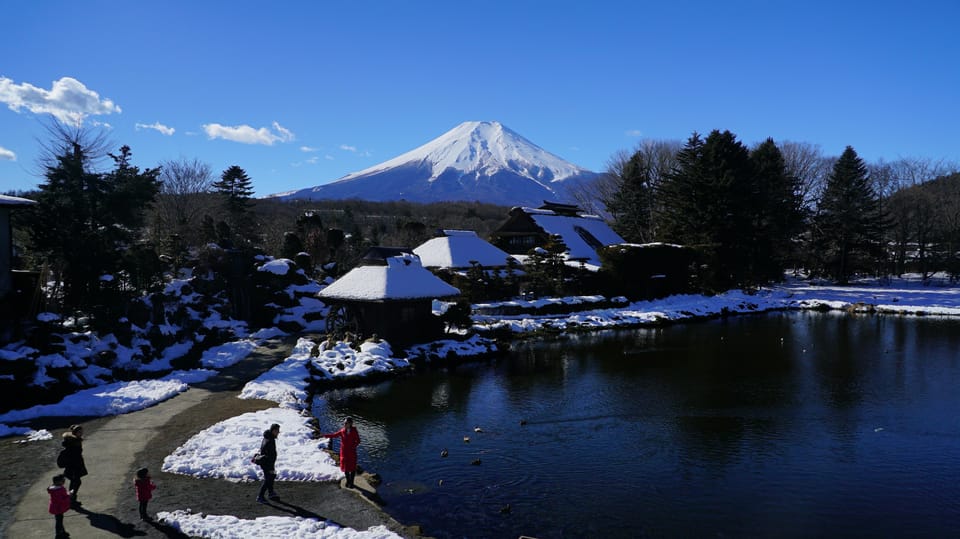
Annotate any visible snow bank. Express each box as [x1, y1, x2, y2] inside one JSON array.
[[201, 339, 260, 368], [157, 510, 402, 538], [0, 370, 213, 424], [239, 338, 315, 405], [309, 340, 411, 381], [161, 407, 341, 482]]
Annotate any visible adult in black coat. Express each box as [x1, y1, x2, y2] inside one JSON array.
[[60, 424, 88, 506], [256, 423, 280, 503]]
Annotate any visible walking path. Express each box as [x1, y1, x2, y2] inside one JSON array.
[[3, 338, 419, 538]]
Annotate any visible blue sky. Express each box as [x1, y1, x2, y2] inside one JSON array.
[[1, 0, 958, 197]]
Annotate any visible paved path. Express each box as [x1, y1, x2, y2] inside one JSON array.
[[10, 385, 210, 538], [4, 338, 419, 538]]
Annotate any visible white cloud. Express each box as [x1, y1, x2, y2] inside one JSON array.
[[625, 129, 643, 137], [300, 145, 319, 153], [136, 122, 175, 136], [0, 76, 121, 124], [0, 146, 16, 161], [339, 144, 357, 152], [202, 121, 295, 145]]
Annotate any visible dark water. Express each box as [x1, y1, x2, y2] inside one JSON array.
[[313, 312, 960, 538]]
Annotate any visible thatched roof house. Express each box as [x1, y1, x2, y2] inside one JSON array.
[[489, 202, 625, 270], [318, 249, 459, 344], [413, 230, 517, 271]]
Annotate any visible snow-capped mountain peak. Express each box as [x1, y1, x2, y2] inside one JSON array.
[[270, 121, 599, 206], [341, 121, 590, 184]]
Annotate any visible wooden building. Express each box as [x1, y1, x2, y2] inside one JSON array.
[[318, 248, 460, 344], [489, 202, 625, 271], [0, 194, 36, 300]]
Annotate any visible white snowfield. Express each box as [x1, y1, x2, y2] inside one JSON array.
[[160, 407, 341, 482], [156, 510, 402, 539]]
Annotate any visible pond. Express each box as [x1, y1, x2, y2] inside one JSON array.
[[313, 312, 960, 538]]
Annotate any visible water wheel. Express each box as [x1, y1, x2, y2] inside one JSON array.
[[325, 303, 360, 335]]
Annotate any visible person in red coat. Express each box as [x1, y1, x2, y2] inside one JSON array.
[[322, 417, 361, 488], [134, 467, 157, 521], [48, 474, 71, 538]]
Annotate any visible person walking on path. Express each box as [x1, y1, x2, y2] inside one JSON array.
[[322, 417, 361, 488], [134, 467, 157, 521], [59, 424, 88, 507], [256, 423, 281, 503], [48, 473, 71, 538]]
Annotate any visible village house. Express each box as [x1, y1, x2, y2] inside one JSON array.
[[0, 194, 35, 300], [0, 194, 36, 300], [318, 247, 460, 344], [413, 230, 517, 273], [488, 201, 626, 271], [0, 194, 37, 338]]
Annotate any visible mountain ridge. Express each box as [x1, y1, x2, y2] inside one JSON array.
[[268, 121, 600, 206]]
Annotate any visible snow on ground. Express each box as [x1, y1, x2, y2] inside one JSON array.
[[311, 340, 411, 380], [161, 407, 341, 482], [202, 339, 260, 369], [472, 274, 960, 334], [157, 510, 402, 539], [471, 289, 789, 333], [406, 334, 498, 359], [0, 332, 268, 433], [0, 425, 51, 439], [238, 337, 315, 405], [0, 369, 214, 424], [776, 275, 960, 315]]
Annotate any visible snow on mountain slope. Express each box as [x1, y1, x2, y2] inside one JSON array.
[[269, 121, 600, 206]]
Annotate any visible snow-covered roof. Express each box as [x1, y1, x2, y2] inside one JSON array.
[[523, 208, 625, 266], [0, 194, 36, 207], [413, 230, 516, 269], [319, 253, 460, 301]]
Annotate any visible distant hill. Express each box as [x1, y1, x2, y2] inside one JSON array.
[[268, 121, 601, 207]]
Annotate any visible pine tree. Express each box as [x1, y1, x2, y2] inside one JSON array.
[[656, 131, 757, 290], [656, 133, 707, 245], [811, 146, 885, 283], [607, 151, 654, 243], [30, 143, 160, 312], [213, 165, 255, 244], [748, 139, 805, 281]]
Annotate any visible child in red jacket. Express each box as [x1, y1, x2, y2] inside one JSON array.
[[134, 467, 157, 521], [48, 474, 70, 538]]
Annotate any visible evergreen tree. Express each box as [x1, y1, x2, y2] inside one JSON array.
[[607, 151, 654, 243], [748, 139, 805, 281], [811, 146, 885, 283], [655, 131, 757, 290], [30, 143, 160, 312], [656, 133, 707, 245], [213, 165, 255, 244]]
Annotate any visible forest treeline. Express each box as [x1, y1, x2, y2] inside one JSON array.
[[5, 122, 960, 321], [573, 130, 960, 291]]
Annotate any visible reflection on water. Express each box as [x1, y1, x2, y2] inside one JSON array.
[[314, 312, 960, 538]]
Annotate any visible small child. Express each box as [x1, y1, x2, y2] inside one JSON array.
[[134, 467, 157, 521], [48, 474, 70, 538]]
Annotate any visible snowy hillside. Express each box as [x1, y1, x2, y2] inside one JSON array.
[[269, 121, 600, 206]]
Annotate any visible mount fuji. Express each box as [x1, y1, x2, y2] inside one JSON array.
[[269, 121, 601, 206]]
